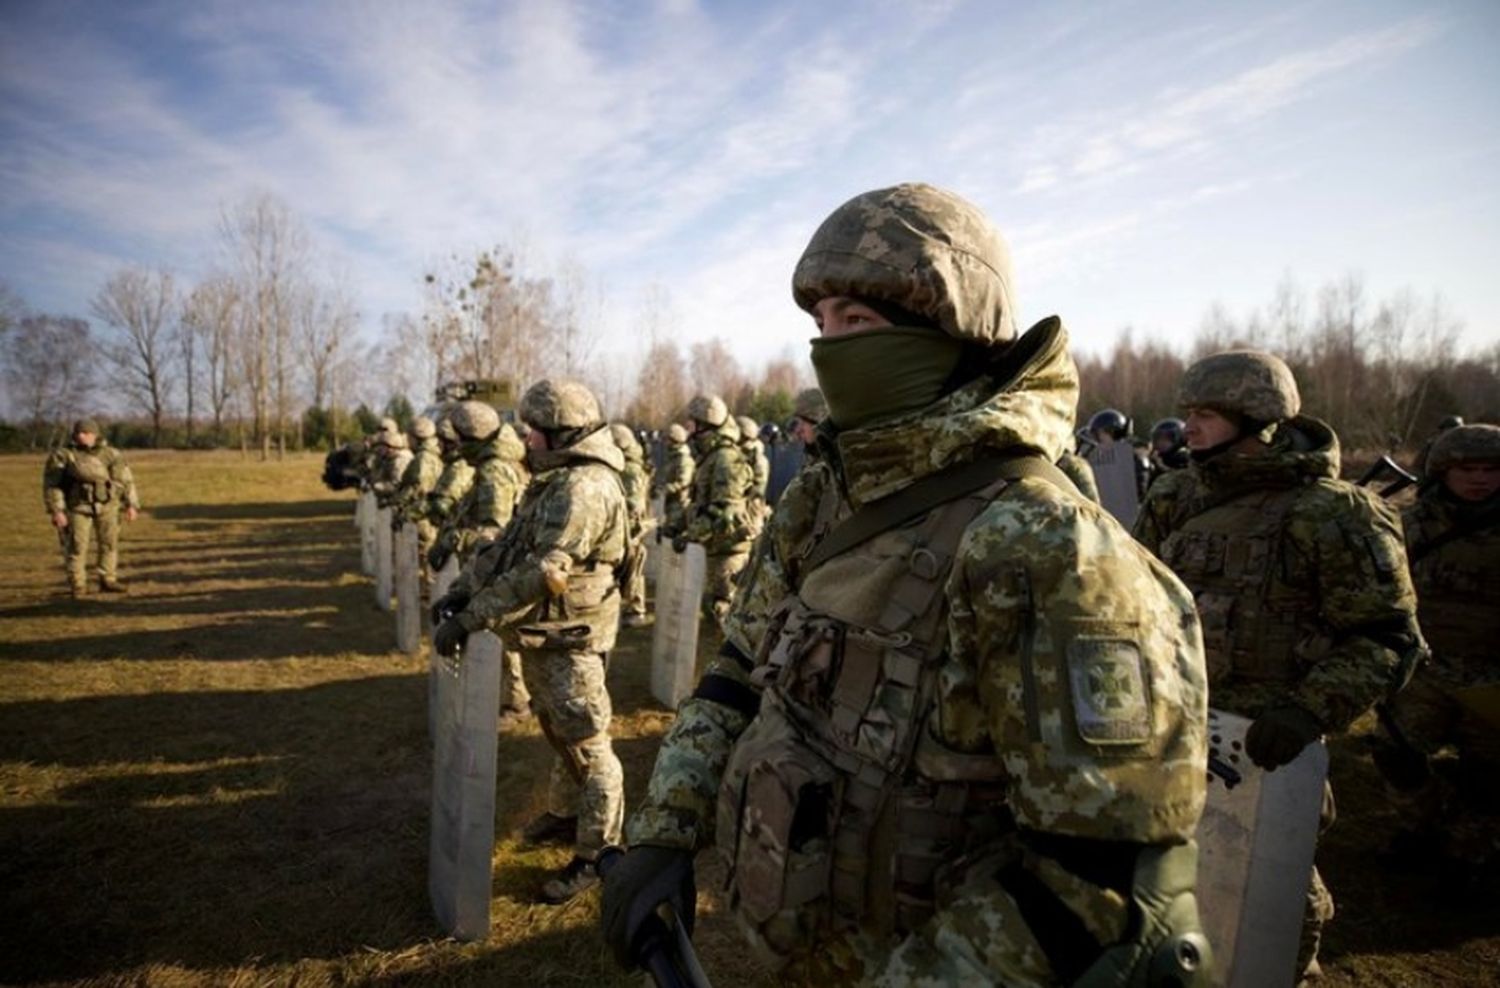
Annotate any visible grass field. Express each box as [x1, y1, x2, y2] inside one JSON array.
[[0, 451, 1495, 987]]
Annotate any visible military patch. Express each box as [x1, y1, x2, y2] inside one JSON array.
[[1067, 638, 1151, 745]]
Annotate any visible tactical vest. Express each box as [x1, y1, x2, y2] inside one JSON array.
[[1159, 486, 1310, 687], [63, 450, 117, 509], [715, 476, 1011, 964], [1407, 509, 1499, 676]]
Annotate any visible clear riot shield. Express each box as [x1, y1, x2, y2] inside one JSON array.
[[359, 491, 377, 575], [395, 522, 421, 655], [1196, 708, 1328, 988], [354, 488, 365, 530], [651, 542, 706, 708], [644, 495, 666, 586], [1086, 443, 1141, 528], [375, 506, 394, 611], [429, 629, 502, 942], [433, 555, 460, 602]]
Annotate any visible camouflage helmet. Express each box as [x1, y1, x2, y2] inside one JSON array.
[[410, 415, 436, 440], [449, 400, 502, 441], [687, 394, 729, 428], [379, 416, 400, 434], [667, 423, 688, 444], [1177, 350, 1301, 423], [1427, 424, 1500, 475], [435, 414, 460, 444], [609, 422, 639, 452], [520, 379, 603, 432], [72, 417, 102, 436], [794, 387, 827, 423], [735, 415, 759, 441], [792, 183, 1016, 345]]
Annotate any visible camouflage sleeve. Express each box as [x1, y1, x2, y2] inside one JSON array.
[[937, 480, 1208, 844], [461, 469, 616, 631], [470, 464, 521, 543], [116, 457, 140, 509], [43, 450, 67, 513], [1130, 469, 1189, 556], [428, 463, 474, 520], [1285, 483, 1420, 733], [685, 450, 754, 545], [1057, 451, 1100, 505]]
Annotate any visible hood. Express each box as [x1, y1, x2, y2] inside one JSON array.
[[529, 423, 625, 474], [477, 425, 527, 466], [823, 316, 1079, 507], [1191, 415, 1339, 492], [693, 421, 739, 457], [415, 436, 440, 456]]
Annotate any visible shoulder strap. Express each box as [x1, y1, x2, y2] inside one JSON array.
[[802, 453, 1077, 576]]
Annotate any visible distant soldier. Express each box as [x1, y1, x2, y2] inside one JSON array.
[[395, 416, 444, 564], [611, 423, 652, 628], [1148, 416, 1190, 481], [1134, 350, 1425, 981], [1379, 424, 1500, 876], [432, 380, 629, 904], [43, 417, 140, 597], [1089, 407, 1150, 498], [434, 401, 532, 723], [1415, 414, 1465, 480], [735, 413, 770, 533], [651, 423, 695, 540], [679, 394, 755, 622], [368, 418, 412, 509], [425, 415, 476, 553], [788, 386, 826, 457]]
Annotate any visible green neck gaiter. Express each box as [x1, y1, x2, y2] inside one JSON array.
[[809, 326, 966, 431]]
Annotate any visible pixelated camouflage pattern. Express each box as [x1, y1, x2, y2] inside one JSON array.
[[739, 427, 771, 502], [1175, 350, 1301, 422], [794, 387, 828, 423], [1426, 423, 1500, 475], [453, 424, 628, 654], [792, 183, 1016, 346], [369, 444, 414, 507], [1055, 450, 1100, 504], [521, 378, 603, 431], [1134, 416, 1419, 732], [685, 422, 756, 554], [1401, 485, 1499, 679], [437, 425, 527, 561], [396, 436, 444, 520], [427, 454, 474, 530], [43, 440, 139, 514], [613, 426, 652, 616], [653, 435, 696, 537], [687, 394, 729, 428]]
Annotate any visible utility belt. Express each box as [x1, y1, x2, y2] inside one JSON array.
[[68, 479, 116, 507], [514, 563, 619, 651]]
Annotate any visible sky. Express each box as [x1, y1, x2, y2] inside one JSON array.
[[3, 0, 1498, 387]]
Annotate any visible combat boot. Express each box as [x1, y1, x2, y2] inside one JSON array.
[[621, 612, 653, 629], [521, 812, 578, 848], [538, 854, 597, 905], [99, 578, 128, 593]]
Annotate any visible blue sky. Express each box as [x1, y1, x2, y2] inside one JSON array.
[[2, 0, 1498, 380]]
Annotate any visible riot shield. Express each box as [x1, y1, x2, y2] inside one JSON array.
[[429, 629, 502, 942], [395, 522, 422, 655], [1086, 443, 1140, 528], [375, 507, 394, 611], [1196, 708, 1328, 988], [354, 487, 366, 529], [767, 444, 804, 505], [359, 491, 377, 575], [645, 495, 666, 586], [651, 542, 705, 708], [433, 555, 460, 601]]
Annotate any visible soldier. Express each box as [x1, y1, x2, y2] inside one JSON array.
[[678, 394, 756, 623], [736, 415, 771, 502], [1415, 414, 1465, 480], [368, 418, 413, 509], [1378, 424, 1500, 877], [651, 423, 695, 540], [395, 416, 444, 567], [603, 183, 1211, 986], [431, 380, 629, 905], [1133, 350, 1425, 981], [611, 423, 652, 628], [1148, 417, 1190, 481], [426, 415, 476, 557], [788, 387, 826, 454], [43, 417, 140, 597]]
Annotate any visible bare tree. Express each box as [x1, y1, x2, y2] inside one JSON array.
[[1, 314, 96, 446], [629, 340, 690, 427], [298, 279, 358, 442], [181, 274, 242, 437], [91, 267, 177, 446]]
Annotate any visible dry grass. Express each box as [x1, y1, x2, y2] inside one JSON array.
[[0, 451, 1494, 987]]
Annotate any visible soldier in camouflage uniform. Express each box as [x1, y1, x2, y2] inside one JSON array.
[[652, 423, 695, 539], [678, 394, 757, 623], [394, 416, 445, 568], [1133, 350, 1425, 981], [603, 184, 1211, 986], [432, 380, 629, 904], [1378, 424, 1500, 875], [789, 387, 827, 456], [425, 415, 476, 565], [43, 418, 141, 597], [611, 423, 652, 628], [368, 418, 413, 509]]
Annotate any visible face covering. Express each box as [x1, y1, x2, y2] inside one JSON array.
[[809, 326, 966, 431]]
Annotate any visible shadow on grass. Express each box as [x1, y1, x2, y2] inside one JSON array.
[[149, 499, 354, 522]]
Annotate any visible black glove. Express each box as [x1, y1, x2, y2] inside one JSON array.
[[427, 543, 451, 571], [430, 590, 470, 626], [432, 617, 470, 658], [599, 844, 696, 970], [1244, 705, 1323, 770], [671, 534, 689, 554]]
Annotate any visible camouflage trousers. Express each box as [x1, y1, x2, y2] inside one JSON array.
[[502, 649, 530, 713], [61, 506, 121, 591], [621, 536, 648, 618], [522, 648, 623, 859], [703, 549, 750, 625], [1298, 785, 1337, 980]]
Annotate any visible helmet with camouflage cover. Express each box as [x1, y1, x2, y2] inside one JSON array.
[[609, 422, 640, 452], [72, 417, 102, 436], [410, 415, 436, 440], [687, 394, 729, 428], [374, 420, 408, 448], [735, 415, 759, 441], [791, 183, 1016, 345], [1177, 350, 1301, 423], [1427, 424, 1500, 475], [449, 400, 502, 441], [667, 423, 688, 444], [793, 387, 827, 424], [520, 379, 603, 432]]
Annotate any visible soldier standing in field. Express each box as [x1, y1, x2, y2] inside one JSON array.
[[651, 423, 695, 540], [1133, 350, 1426, 982], [368, 418, 413, 509], [432, 380, 629, 905], [1377, 423, 1500, 881], [603, 183, 1212, 986], [611, 423, 652, 628], [44, 417, 140, 598], [678, 394, 756, 624]]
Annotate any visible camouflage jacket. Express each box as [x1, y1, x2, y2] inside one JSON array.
[[740, 436, 771, 502], [43, 441, 139, 513], [1134, 417, 1421, 732], [453, 427, 629, 653], [396, 437, 444, 522], [684, 425, 756, 553], [619, 446, 651, 540], [629, 317, 1207, 860], [370, 447, 413, 506], [652, 441, 695, 534], [444, 430, 529, 562], [427, 455, 475, 523], [1402, 487, 1499, 681], [1056, 449, 1100, 504]]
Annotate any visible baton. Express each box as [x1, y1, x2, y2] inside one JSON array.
[[596, 848, 712, 988]]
